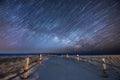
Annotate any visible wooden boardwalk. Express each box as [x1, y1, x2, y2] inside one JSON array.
[[13, 57, 120, 80]]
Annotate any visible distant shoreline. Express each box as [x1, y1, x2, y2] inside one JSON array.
[[0, 52, 120, 56]]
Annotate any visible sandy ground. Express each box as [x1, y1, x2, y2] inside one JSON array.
[[13, 57, 120, 80]]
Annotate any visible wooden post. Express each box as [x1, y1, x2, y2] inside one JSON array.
[[23, 57, 30, 79], [39, 54, 43, 61], [102, 58, 108, 78], [39, 54, 43, 64], [76, 54, 80, 61]]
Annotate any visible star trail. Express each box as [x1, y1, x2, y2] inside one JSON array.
[[0, 0, 120, 53]]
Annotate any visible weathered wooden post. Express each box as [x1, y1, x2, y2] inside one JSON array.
[[39, 54, 43, 64], [102, 57, 108, 78], [39, 54, 43, 61], [22, 57, 30, 79], [76, 54, 80, 61]]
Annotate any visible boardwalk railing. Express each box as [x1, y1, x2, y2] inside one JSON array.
[[0, 55, 120, 80], [0, 56, 39, 80], [62, 54, 120, 78]]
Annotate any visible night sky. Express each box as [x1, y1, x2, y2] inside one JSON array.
[[0, 0, 120, 53]]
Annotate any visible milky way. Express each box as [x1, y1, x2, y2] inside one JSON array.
[[0, 0, 120, 53]]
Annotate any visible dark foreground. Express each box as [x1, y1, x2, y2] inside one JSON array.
[[0, 55, 120, 80], [14, 57, 120, 80]]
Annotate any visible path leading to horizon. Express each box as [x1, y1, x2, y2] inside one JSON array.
[[15, 57, 119, 80]]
